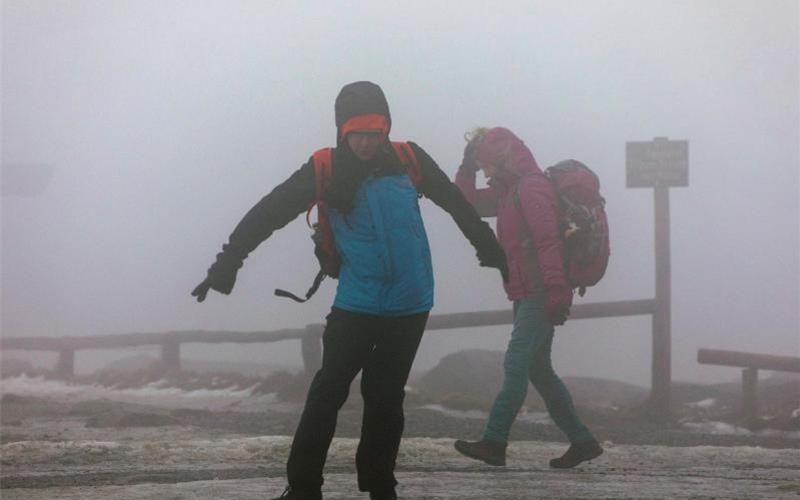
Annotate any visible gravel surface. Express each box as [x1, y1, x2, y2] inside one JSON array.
[[3, 437, 799, 499]]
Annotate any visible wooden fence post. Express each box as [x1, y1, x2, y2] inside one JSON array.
[[650, 186, 672, 418], [302, 324, 324, 376], [161, 342, 181, 371], [742, 367, 758, 429], [55, 349, 75, 379]]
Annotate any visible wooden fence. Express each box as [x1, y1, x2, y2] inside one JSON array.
[[2, 299, 654, 379]]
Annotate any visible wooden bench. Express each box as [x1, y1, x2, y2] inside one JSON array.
[[697, 348, 800, 427]]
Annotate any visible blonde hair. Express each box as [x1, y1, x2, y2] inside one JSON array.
[[464, 126, 519, 171], [464, 127, 489, 145], [463, 127, 489, 162]]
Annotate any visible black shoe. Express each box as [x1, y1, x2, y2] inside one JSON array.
[[271, 486, 322, 500], [549, 439, 603, 469], [453, 439, 507, 466], [369, 487, 397, 500]]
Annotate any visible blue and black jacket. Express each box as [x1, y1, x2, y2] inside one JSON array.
[[208, 141, 504, 316]]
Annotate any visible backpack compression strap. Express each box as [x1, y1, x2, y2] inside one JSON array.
[[274, 269, 326, 302]]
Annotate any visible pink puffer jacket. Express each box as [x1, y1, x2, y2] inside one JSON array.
[[455, 128, 567, 299]]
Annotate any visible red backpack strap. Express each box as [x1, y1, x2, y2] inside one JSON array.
[[306, 148, 333, 227], [391, 141, 422, 189], [312, 148, 333, 196], [275, 148, 337, 303], [309, 148, 337, 270]]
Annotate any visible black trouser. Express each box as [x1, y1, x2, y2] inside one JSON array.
[[287, 307, 428, 493]]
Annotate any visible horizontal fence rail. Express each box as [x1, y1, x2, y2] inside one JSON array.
[[426, 299, 656, 330], [0, 299, 657, 352], [697, 349, 800, 373], [1, 299, 657, 379], [0, 328, 311, 351]]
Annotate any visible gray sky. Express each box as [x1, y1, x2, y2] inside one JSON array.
[[2, 0, 798, 385]]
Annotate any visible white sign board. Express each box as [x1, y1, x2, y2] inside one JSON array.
[[626, 137, 689, 188]]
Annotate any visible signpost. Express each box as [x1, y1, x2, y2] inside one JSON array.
[[626, 138, 689, 188], [626, 137, 689, 416]]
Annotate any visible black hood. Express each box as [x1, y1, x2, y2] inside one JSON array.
[[334, 81, 391, 142]]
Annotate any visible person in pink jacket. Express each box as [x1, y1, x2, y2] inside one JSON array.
[[453, 127, 603, 469]]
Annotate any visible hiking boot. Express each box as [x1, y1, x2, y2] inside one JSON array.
[[549, 439, 603, 469], [270, 486, 322, 500], [453, 439, 507, 466], [369, 486, 398, 500]]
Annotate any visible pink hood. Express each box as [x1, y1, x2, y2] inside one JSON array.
[[475, 127, 541, 186], [457, 127, 567, 299]]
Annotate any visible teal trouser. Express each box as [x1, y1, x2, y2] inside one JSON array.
[[483, 296, 594, 444]]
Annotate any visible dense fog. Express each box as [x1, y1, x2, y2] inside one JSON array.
[[2, 0, 798, 385]]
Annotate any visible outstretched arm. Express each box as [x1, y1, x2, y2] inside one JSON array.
[[192, 159, 316, 301], [409, 142, 507, 281]]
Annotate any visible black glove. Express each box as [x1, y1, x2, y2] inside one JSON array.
[[191, 250, 243, 302], [498, 259, 509, 283], [460, 139, 480, 173], [478, 246, 509, 283], [545, 285, 573, 326], [191, 277, 213, 303]]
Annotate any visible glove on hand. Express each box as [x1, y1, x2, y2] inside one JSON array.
[[191, 251, 243, 303], [460, 140, 480, 173], [545, 285, 573, 326], [478, 246, 509, 283]]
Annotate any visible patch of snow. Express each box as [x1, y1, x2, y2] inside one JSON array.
[[419, 404, 487, 420], [682, 421, 751, 435], [419, 404, 553, 426], [685, 398, 717, 408], [682, 420, 800, 439], [516, 409, 552, 425], [0, 374, 275, 410]]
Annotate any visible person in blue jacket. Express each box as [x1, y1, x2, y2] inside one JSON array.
[[192, 81, 507, 500]]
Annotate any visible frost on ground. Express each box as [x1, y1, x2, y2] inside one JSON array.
[[2, 365, 799, 498], [2, 437, 800, 499]]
